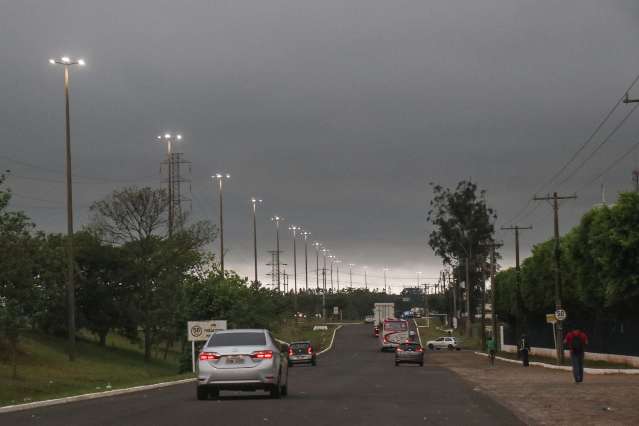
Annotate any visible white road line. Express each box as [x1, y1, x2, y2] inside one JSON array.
[[413, 319, 423, 346], [317, 325, 343, 356], [0, 378, 196, 414]]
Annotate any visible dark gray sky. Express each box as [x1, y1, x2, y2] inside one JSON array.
[[2, 0, 639, 291]]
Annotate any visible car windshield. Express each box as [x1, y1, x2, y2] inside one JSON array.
[[207, 332, 266, 347]]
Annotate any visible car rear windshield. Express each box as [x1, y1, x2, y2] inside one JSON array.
[[207, 332, 266, 347], [400, 343, 421, 350], [291, 342, 310, 349]]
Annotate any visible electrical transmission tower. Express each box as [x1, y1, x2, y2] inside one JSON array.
[[266, 250, 286, 290], [158, 133, 191, 236]]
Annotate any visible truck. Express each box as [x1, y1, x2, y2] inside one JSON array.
[[373, 303, 395, 325]]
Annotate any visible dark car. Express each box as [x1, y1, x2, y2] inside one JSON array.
[[288, 341, 316, 366], [395, 342, 424, 367]]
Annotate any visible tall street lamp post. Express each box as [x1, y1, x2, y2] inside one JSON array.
[[250, 198, 262, 283], [301, 231, 311, 291], [49, 55, 85, 362], [288, 225, 300, 294], [213, 173, 230, 274], [156, 133, 183, 236], [313, 241, 321, 290], [335, 259, 342, 291]]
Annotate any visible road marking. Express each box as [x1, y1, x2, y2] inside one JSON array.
[[0, 378, 196, 414], [413, 319, 423, 346], [317, 325, 343, 356]]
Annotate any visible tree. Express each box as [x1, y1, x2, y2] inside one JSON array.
[[0, 175, 38, 378], [90, 186, 214, 362], [427, 181, 496, 335]]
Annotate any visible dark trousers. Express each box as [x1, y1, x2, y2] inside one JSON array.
[[571, 352, 584, 382], [521, 349, 529, 366]]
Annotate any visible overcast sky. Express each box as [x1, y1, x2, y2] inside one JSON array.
[[2, 0, 639, 291]]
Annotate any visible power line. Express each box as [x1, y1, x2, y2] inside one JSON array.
[[577, 138, 639, 194]]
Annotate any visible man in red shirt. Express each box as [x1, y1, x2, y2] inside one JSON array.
[[564, 329, 588, 383]]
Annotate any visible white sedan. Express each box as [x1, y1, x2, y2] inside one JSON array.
[[426, 336, 460, 351]]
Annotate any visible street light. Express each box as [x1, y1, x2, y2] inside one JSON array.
[[157, 133, 183, 236], [271, 216, 284, 291], [334, 259, 342, 291], [301, 231, 311, 291], [363, 266, 368, 290], [250, 198, 263, 283], [348, 263, 355, 288], [313, 242, 321, 290], [49, 55, 85, 362], [213, 173, 230, 273], [321, 248, 329, 291], [288, 225, 301, 295], [328, 255, 335, 291]]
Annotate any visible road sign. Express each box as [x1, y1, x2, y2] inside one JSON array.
[[555, 309, 567, 321], [187, 320, 227, 342], [546, 313, 557, 324]]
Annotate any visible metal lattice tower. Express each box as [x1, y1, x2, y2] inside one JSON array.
[[266, 250, 286, 290], [161, 151, 191, 235]]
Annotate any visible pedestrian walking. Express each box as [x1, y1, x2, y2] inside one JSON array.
[[486, 336, 496, 367], [564, 328, 588, 383], [519, 334, 530, 367]]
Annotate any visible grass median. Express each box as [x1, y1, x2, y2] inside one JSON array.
[[0, 332, 191, 407], [273, 321, 338, 352]]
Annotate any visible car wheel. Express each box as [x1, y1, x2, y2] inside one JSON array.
[[270, 384, 281, 399], [428, 344, 434, 350], [448, 344, 454, 350], [281, 383, 288, 397], [420, 361, 424, 367], [196, 386, 208, 401], [312, 359, 317, 366]]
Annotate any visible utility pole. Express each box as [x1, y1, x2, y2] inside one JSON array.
[[464, 245, 472, 337], [49, 55, 85, 362], [329, 256, 334, 291], [633, 169, 639, 193], [534, 192, 576, 364], [214, 173, 230, 273], [489, 242, 501, 347], [335, 260, 341, 291], [383, 268, 389, 293], [313, 242, 321, 290], [348, 263, 355, 288], [501, 225, 533, 334], [251, 198, 262, 283]]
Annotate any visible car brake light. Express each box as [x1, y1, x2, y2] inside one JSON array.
[[396, 348, 403, 352], [307, 346, 313, 354], [251, 350, 273, 360], [199, 352, 220, 361], [288, 348, 293, 356], [417, 347, 424, 352]]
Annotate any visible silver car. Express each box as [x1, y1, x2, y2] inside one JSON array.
[[395, 342, 424, 366], [196, 329, 289, 399]]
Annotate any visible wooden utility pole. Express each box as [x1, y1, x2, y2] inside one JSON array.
[[534, 192, 576, 364], [487, 242, 502, 346], [501, 225, 533, 333]]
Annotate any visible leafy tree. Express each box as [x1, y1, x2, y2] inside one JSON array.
[[0, 175, 38, 378], [90, 186, 214, 362], [427, 181, 496, 334]]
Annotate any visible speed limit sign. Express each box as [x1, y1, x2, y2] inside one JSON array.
[[555, 309, 567, 321]]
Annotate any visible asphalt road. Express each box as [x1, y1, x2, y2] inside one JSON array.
[[2, 324, 522, 426]]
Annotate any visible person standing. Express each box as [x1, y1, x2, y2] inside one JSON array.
[[486, 336, 496, 367], [519, 334, 530, 367], [564, 329, 588, 383]]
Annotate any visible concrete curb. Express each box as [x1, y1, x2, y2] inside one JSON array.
[[414, 320, 423, 346], [0, 378, 196, 415], [473, 352, 639, 375]]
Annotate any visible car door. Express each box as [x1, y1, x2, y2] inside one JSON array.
[[435, 337, 445, 349]]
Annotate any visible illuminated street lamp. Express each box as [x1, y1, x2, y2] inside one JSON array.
[[157, 133, 183, 236], [213, 173, 230, 273], [49, 55, 86, 362]]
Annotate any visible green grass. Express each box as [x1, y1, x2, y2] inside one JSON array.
[[273, 321, 337, 352], [0, 332, 191, 407]]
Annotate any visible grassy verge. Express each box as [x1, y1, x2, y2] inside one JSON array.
[[273, 321, 337, 352], [489, 350, 634, 369], [0, 332, 190, 407]]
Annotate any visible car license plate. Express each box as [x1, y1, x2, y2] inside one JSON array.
[[226, 356, 244, 364]]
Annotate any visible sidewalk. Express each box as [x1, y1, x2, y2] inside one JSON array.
[[428, 350, 639, 425]]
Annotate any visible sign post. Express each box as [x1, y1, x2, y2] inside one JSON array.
[[188, 320, 227, 372]]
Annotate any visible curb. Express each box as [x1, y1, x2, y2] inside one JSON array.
[[0, 378, 196, 415], [473, 352, 639, 375]]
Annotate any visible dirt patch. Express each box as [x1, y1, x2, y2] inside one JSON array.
[[427, 350, 639, 425]]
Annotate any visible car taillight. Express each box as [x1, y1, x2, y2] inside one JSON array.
[[307, 346, 313, 354], [288, 348, 293, 356], [199, 352, 220, 361], [396, 348, 403, 352], [251, 350, 273, 360], [417, 347, 424, 352]]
